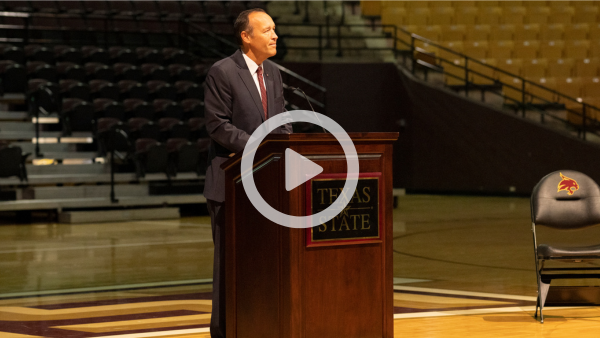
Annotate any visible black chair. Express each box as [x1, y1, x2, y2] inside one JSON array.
[[124, 98, 154, 120], [93, 98, 125, 120], [166, 138, 200, 177], [147, 80, 177, 101], [128, 117, 160, 141], [0, 143, 29, 182], [90, 79, 120, 100], [85, 62, 116, 82], [158, 117, 190, 141], [182, 99, 204, 119], [0, 45, 25, 64], [137, 47, 163, 65], [56, 62, 86, 82], [109, 47, 137, 64], [189, 117, 208, 140], [27, 61, 57, 82], [28, 79, 60, 113], [141, 63, 170, 82], [163, 48, 191, 65], [54, 46, 83, 64], [175, 80, 203, 100], [153, 99, 183, 120], [61, 98, 94, 134], [134, 138, 168, 178], [118, 80, 149, 100], [59, 79, 91, 101], [0, 60, 27, 93], [531, 170, 600, 323], [81, 46, 110, 64], [114, 63, 143, 82], [168, 64, 195, 82], [24, 45, 54, 63]]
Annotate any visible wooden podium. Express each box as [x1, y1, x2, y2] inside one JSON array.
[[221, 132, 398, 338]]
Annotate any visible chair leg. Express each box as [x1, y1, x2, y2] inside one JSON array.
[[538, 277, 551, 323], [535, 295, 539, 319]]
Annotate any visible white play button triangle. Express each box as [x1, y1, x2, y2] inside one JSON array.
[[285, 148, 323, 191]]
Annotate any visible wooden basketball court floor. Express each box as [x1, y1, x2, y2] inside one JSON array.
[[2, 195, 600, 337]]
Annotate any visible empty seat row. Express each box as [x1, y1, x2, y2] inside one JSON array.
[[381, 5, 599, 26], [0, 1, 265, 19], [379, 1, 596, 9], [409, 23, 600, 42], [423, 40, 600, 62], [0, 44, 193, 67]]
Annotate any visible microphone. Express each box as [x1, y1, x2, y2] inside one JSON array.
[[287, 86, 327, 133]]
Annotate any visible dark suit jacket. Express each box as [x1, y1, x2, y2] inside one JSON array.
[[203, 49, 292, 202]]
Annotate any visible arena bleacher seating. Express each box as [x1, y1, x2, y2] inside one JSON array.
[[368, 0, 600, 122]]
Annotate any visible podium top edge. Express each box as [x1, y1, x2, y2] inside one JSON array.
[[262, 132, 399, 142]]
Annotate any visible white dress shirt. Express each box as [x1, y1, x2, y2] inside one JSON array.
[[242, 52, 267, 100]]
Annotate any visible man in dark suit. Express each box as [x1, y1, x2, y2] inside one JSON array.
[[203, 8, 292, 338]]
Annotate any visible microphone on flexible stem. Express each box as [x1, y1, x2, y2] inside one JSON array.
[[287, 86, 327, 133]]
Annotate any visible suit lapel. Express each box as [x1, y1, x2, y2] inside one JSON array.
[[265, 63, 275, 119], [232, 50, 266, 121]]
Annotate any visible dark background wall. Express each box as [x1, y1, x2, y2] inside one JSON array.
[[281, 62, 600, 195]]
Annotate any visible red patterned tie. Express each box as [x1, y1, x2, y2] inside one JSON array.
[[257, 66, 268, 119]]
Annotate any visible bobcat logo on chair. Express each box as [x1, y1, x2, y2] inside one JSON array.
[[557, 172, 579, 195]]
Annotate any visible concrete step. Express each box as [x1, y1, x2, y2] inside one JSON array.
[[0, 111, 28, 121], [27, 152, 98, 161], [0, 194, 206, 211], [14, 142, 78, 153], [58, 207, 181, 224], [22, 184, 149, 200], [0, 131, 92, 142], [26, 162, 108, 176], [0, 93, 26, 105], [0, 121, 36, 132], [0, 172, 203, 186]]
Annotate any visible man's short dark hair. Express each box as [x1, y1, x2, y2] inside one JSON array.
[[234, 8, 267, 47]]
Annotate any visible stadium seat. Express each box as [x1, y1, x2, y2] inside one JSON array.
[[564, 24, 589, 41], [59, 79, 91, 101], [24, 45, 54, 64], [556, 77, 583, 102], [489, 24, 515, 41], [549, 6, 574, 24], [54, 45, 83, 64], [56, 62, 86, 82], [109, 46, 137, 64], [188, 117, 208, 140], [522, 59, 548, 79], [381, 7, 406, 26], [430, 7, 454, 25], [514, 24, 540, 42], [29, 79, 60, 113], [89, 79, 120, 101], [539, 24, 564, 41], [141, 63, 170, 82], [465, 25, 490, 42], [113, 63, 143, 82], [27, 61, 57, 82], [439, 41, 464, 63], [574, 58, 599, 77], [57, 1, 85, 14], [573, 6, 598, 24], [591, 40, 600, 58], [526, 6, 550, 25], [414, 25, 441, 41], [477, 6, 502, 26], [502, 6, 526, 25], [124, 98, 154, 120], [527, 77, 557, 104], [513, 40, 539, 59], [496, 59, 523, 82], [166, 138, 201, 177], [134, 138, 169, 178], [463, 41, 488, 60], [118, 80, 149, 100], [82, 1, 113, 15], [0, 60, 27, 93], [163, 48, 192, 65], [454, 6, 478, 25], [93, 98, 125, 121], [440, 25, 465, 41], [136, 47, 163, 64], [147, 80, 177, 101], [158, 117, 191, 141], [153, 99, 184, 120], [564, 40, 590, 59], [168, 64, 195, 82], [128, 117, 160, 141], [82, 46, 110, 64], [4, 1, 32, 12], [61, 98, 94, 134], [488, 41, 514, 60], [406, 8, 430, 25], [182, 99, 205, 119], [443, 61, 466, 86], [157, 1, 184, 19], [175, 81, 203, 100], [546, 58, 573, 78], [469, 58, 497, 85], [0, 144, 29, 182], [538, 40, 564, 60], [84, 62, 116, 82], [582, 77, 600, 98], [0, 45, 25, 64]]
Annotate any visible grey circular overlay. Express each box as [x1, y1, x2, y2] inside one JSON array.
[[241, 110, 359, 229]]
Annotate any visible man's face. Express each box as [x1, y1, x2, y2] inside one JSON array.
[[245, 12, 278, 60]]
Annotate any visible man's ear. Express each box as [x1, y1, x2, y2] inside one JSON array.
[[241, 31, 251, 44]]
